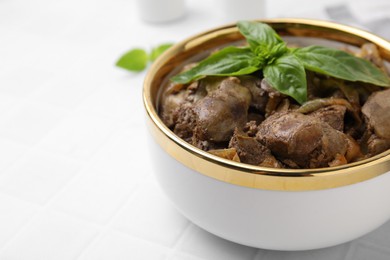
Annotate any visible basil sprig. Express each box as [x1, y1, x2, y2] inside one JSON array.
[[171, 21, 390, 104], [116, 43, 173, 72]]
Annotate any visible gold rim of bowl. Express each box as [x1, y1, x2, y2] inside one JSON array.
[[143, 18, 390, 191]]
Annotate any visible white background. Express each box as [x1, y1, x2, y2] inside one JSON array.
[[0, 0, 389, 259]]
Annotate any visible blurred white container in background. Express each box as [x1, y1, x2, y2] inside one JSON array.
[[136, 0, 186, 23], [220, 0, 266, 22]]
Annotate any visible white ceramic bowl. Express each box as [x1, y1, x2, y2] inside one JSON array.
[[143, 19, 390, 251]]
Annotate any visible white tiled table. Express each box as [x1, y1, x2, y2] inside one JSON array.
[[0, 0, 389, 259]]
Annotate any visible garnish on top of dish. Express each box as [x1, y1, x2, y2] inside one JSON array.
[[160, 21, 390, 169]]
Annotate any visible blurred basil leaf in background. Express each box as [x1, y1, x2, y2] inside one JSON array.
[[150, 43, 173, 61], [116, 43, 173, 72]]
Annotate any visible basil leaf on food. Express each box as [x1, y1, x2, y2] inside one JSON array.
[[150, 43, 173, 61], [237, 21, 283, 51], [264, 53, 307, 104], [171, 46, 261, 84], [170, 21, 390, 103], [116, 48, 148, 72], [293, 45, 390, 87]]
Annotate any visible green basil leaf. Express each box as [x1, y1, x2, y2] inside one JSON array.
[[264, 53, 307, 104], [171, 46, 261, 84], [116, 48, 148, 72], [293, 45, 390, 87], [150, 43, 173, 61], [237, 21, 283, 51]]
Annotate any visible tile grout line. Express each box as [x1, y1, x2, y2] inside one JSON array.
[[29, 73, 111, 116], [343, 242, 357, 260], [33, 112, 130, 164], [74, 180, 148, 260], [0, 96, 90, 253], [164, 222, 195, 260], [0, 156, 92, 254], [0, 144, 35, 181], [108, 228, 172, 254], [251, 249, 263, 260], [355, 239, 390, 252], [0, 123, 147, 255]]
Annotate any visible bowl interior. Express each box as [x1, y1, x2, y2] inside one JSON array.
[[143, 19, 390, 191]]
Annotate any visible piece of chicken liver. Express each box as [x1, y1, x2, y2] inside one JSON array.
[[309, 105, 346, 132], [229, 129, 282, 167], [192, 77, 251, 142], [361, 88, 390, 155], [256, 111, 348, 168]]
